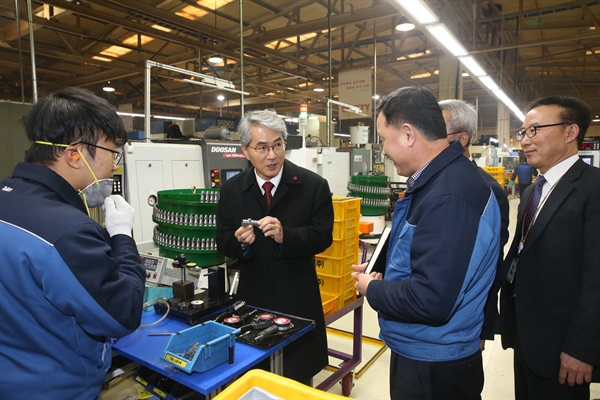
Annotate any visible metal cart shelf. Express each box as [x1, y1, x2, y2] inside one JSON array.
[[316, 295, 364, 396]]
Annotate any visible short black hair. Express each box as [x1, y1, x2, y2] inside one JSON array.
[[528, 96, 592, 146], [376, 86, 446, 141], [24, 87, 127, 165]]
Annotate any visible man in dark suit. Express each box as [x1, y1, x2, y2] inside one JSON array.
[[439, 99, 510, 350], [500, 96, 600, 399], [216, 109, 334, 384]]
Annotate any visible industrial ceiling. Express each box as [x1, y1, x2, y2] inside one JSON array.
[[1, 0, 599, 138]]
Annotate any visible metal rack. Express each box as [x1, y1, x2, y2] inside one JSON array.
[[316, 296, 364, 397]]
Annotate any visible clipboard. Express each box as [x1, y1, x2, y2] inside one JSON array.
[[364, 225, 390, 274]]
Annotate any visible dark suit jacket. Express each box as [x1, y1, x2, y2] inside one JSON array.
[[500, 159, 600, 380], [216, 159, 334, 382], [479, 168, 510, 340]]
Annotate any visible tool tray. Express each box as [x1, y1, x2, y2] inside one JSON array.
[[200, 306, 314, 349]]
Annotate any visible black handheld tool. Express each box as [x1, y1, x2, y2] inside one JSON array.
[[254, 325, 279, 342], [214, 300, 246, 322]]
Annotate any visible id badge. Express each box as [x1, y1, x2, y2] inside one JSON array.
[[517, 240, 524, 255], [506, 258, 518, 284]]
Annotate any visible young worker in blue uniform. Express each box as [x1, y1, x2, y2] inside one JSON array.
[[352, 86, 500, 400], [0, 87, 146, 399], [216, 109, 334, 384]]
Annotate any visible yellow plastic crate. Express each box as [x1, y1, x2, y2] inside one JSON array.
[[213, 369, 348, 399], [317, 271, 354, 295], [314, 252, 358, 276], [331, 196, 361, 221], [341, 287, 358, 308], [320, 292, 339, 317], [482, 166, 505, 174], [319, 235, 358, 258], [332, 218, 360, 240]]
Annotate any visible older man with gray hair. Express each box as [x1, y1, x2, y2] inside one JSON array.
[[216, 110, 334, 384]]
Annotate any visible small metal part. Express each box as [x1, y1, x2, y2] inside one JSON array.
[[167, 297, 182, 307], [191, 299, 204, 309], [231, 300, 246, 312], [178, 301, 191, 310], [241, 218, 260, 227]]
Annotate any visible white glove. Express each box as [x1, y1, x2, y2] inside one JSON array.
[[103, 195, 135, 237]]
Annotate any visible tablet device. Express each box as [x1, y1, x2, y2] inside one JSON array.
[[364, 225, 390, 274]]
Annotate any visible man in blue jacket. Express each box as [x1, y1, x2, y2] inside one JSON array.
[[0, 87, 146, 399], [352, 86, 500, 400], [439, 99, 510, 350], [511, 158, 538, 197]]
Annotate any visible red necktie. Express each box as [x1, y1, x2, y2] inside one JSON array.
[[523, 175, 546, 229], [262, 181, 274, 206]]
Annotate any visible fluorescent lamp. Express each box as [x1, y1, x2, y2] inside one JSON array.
[[116, 111, 188, 121], [116, 112, 145, 118], [154, 115, 188, 121], [314, 87, 325, 92], [395, 0, 438, 24], [208, 56, 223, 64], [459, 56, 486, 77], [334, 133, 351, 138], [427, 24, 467, 56], [492, 90, 525, 121], [479, 76, 500, 91]]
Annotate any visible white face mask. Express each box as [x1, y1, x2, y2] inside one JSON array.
[[78, 178, 114, 208], [76, 149, 114, 214]]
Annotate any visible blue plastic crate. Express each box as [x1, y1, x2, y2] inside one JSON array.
[[160, 321, 239, 374]]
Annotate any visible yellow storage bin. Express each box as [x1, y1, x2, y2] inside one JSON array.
[[482, 166, 505, 174], [317, 271, 354, 295], [331, 196, 361, 221], [214, 369, 348, 399], [340, 287, 358, 309], [332, 218, 360, 240], [319, 235, 358, 258], [320, 292, 339, 317], [315, 252, 358, 276]]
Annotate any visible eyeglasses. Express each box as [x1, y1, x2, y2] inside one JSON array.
[[515, 122, 572, 142], [446, 131, 463, 136], [246, 142, 286, 155], [75, 141, 123, 164]]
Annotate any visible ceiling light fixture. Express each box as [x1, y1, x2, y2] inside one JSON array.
[[314, 87, 325, 92], [208, 55, 224, 64], [396, 16, 415, 32], [426, 24, 467, 56], [395, 0, 437, 24], [395, 2, 526, 123], [459, 56, 486, 77], [102, 82, 115, 92]]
